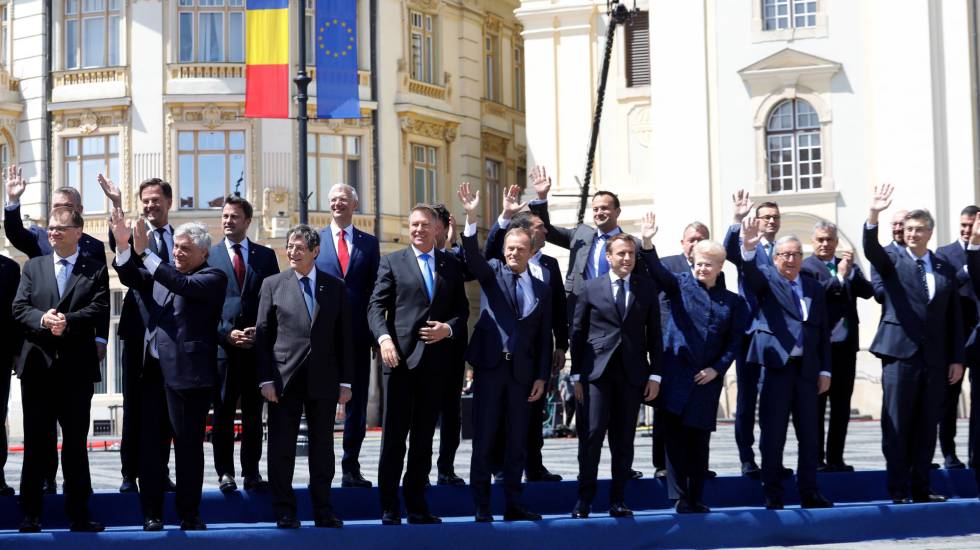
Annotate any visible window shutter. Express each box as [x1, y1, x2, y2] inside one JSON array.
[[625, 11, 650, 88]]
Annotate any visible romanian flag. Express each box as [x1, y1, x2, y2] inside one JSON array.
[[245, 0, 290, 118]]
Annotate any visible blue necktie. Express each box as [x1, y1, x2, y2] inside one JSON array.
[[596, 234, 610, 277], [56, 259, 71, 298], [512, 272, 524, 318], [300, 276, 315, 320], [614, 278, 626, 320], [790, 280, 804, 348], [419, 253, 435, 300], [916, 259, 930, 301]]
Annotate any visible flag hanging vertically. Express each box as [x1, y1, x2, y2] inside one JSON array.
[[316, 0, 360, 119], [245, 0, 290, 118]]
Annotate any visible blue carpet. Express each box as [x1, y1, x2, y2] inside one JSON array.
[[2, 470, 980, 548]]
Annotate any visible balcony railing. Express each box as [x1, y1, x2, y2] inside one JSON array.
[[169, 63, 245, 80], [52, 67, 128, 87]]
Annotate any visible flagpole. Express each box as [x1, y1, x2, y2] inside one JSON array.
[[295, 0, 312, 225]]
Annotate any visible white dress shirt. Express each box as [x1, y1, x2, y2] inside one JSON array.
[[591, 227, 622, 275], [42, 249, 80, 329], [905, 247, 936, 302], [330, 221, 354, 257], [224, 236, 249, 265], [376, 244, 452, 345]]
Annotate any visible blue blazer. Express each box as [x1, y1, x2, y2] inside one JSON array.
[[966, 249, 980, 365], [315, 225, 380, 346], [801, 254, 875, 352], [936, 240, 977, 338], [485, 221, 569, 351], [570, 273, 662, 388], [740, 254, 831, 380], [723, 223, 773, 333], [641, 246, 747, 431], [208, 239, 280, 376], [460, 233, 552, 385], [864, 224, 965, 367]]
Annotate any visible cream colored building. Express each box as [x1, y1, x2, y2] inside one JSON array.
[[517, 0, 980, 419], [0, 0, 527, 437]]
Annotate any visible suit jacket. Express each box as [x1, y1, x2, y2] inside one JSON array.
[[864, 224, 965, 367], [527, 200, 648, 302], [723, 223, 775, 334], [12, 252, 109, 382], [570, 272, 662, 387], [870, 241, 906, 303], [740, 254, 831, 380], [460, 233, 552, 385], [315, 225, 380, 346], [0, 255, 21, 365], [367, 246, 469, 370], [110, 225, 171, 341], [936, 240, 977, 340], [485, 220, 568, 351], [209, 238, 280, 373], [255, 268, 354, 398], [114, 252, 227, 390], [966, 249, 980, 364], [660, 252, 727, 290], [641, 247, 747, 431], [801, 254, 875, 352]]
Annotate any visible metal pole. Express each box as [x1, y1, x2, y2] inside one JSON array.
[[295, 0, 312, 225]]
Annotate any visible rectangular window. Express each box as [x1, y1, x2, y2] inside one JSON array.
[[485, 159, 502, 220], [412, 144, 437, 205], [177, 129, 246, 209], [113, 330, 124, 394], [513, 45, 524, 111], [0, 3, 8, 67], [178, 1, 245, 63], [64, 134, 118, 214], [484, 33, 500, 101], [307, 134, 361, 212], [305, 0, 315, 66], [64, 0, 121, 69], [410, 11, 435, 83], [763, 0, 816, 30], [625, 11, 650, 88]]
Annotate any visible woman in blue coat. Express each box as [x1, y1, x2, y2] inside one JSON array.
[[639, 212, 749, 513]]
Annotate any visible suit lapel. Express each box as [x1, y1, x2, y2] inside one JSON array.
[[41, 258, 59, 308], [211, 242, 237, 291], [405, 248, 430, 305], [285, 270, 313, 330], [243, 239, 260, 292], [57, 258, 86, 308], [624, 278, 637, 318], [348, 228, 364, 277], [322, 229, 341, 276], [931, 251, 949, 301], [774, 277, 802, 320], [311, 270, 325, 324]]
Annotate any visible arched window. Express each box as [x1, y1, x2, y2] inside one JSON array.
[[766, 99, 821, 193]]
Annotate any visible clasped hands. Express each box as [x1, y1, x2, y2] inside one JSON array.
[[42, 309, 67, 336]]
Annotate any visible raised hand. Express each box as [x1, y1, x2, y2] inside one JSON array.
[[732, 189, 754, 223], [446, 213, 457, 247], [838, 250, 853, 279], [457, 181, 480, 218], [970, 217, 980, 246], [132, 216, 149, 256], [5, 164, 25, 204], [740, 216, 760, 251], [870, 183, 894, 213], [97, 173, 122, 209], [109, 207, 132, 252], [501, 184, 527, 219], [530, 165, 551, 200], [640, 211, 658, 248]]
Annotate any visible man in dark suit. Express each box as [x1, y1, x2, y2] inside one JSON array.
[[100, 175, 176, 493], [737, 218, 834, 510], [13, 207, 109, 533], [723, 191, 783, 478], [368, 204, 469, 525], [456, 182, 552, 522], [5, 165, 107, 493], [485, 186, 568, 483], [111, 213, 227, 531], [315, 183, 380, 488], [934, 205, 979, 469], [0, 252, 20, 497], [963, 219, 980, 486], [257, 224, 353, 529], [570, 233, 662, 519], [865, 184, 965, 503], [210, 195, 280, 492], [802, 222, 875, 472]]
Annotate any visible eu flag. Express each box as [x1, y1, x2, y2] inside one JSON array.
[[315, 0, 360, 119]]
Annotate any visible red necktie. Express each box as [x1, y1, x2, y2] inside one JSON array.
[[337, 230, 350, 275], [232, 243, 246, 290]]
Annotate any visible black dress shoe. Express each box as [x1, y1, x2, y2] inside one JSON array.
[[381, 510, 401, 525], [42, 478, 57, 495], [781, 467, 794, 478], [143, 518, 164, 531], [218, 474, 238, 493], [801, 492, 834, 509], [180, 517, 207, 531], [817, 461, 829, 472], [0, 482, 14, 497], [741, 461, 760, 478], [18, 517, 41, 533], [609, 502, 633, 518], [407, 512, 442, 525], [765, 496, 784, 510], [891, 494, 911, 505], [629, 469, 643, 480], [944, 456, 966, 470], [119, 478, 138, 493], [689, 501, 711, 513], [163, 477, 177, 493], [314, 514, 343, 528], [503, 506, 541, 521], [70, 521, 105, 532], [437, 471, 466, 486], [475, 506, 494, 523], [826, 463, 855, 473], [571, 501, 590, 519], [912, 493, 948, 503], [705, 470, 717, 479], [930, 462, 941, 470], [341, 471, 373, 488], [493, 471, 505, 483], [243, 475, 269, 491], [526, 469, 563, 482], [276, 516, 301, 529], [676, 500, 710, 513], [653, 468, 668, 479]]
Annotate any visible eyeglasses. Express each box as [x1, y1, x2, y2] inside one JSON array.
[[48, 225, 80, 233], [759, 215, 781, 222], [774, 252, 803, 260]]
